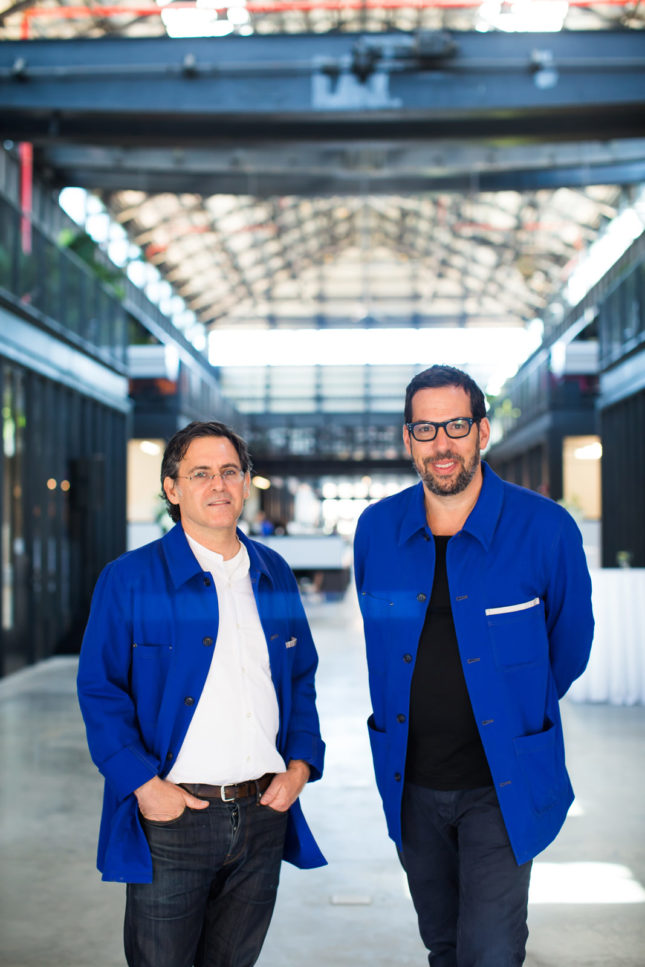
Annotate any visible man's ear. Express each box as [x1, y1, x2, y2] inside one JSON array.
[[402, 424, 412, 457], [163, 476, 180, 506], [479, 418, 491, 451]]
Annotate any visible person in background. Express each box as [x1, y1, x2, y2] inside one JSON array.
[[78, 420, 325, 967], [354, 365, 593, 967]]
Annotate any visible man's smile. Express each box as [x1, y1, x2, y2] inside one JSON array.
[[424, 453, 463, 475], [430, 459, 460, 473]]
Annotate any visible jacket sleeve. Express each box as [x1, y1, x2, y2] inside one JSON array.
[[77, 562, 160, 801], [353, 512, 366, 591], [545, 511, 594, 698], [281, 565, 325, 782]]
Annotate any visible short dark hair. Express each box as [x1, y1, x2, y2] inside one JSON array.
[[404, 365, 487, 424], [160, 421, 252, 523]]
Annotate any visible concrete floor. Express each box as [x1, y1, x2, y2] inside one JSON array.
[[1, 590, 644, 967]]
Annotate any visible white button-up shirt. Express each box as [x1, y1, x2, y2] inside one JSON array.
[[167, 535, 286, 785]]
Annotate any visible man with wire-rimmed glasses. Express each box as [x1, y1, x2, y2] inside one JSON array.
[[354, 365, 593, 966], [78, 420, 325, 967]]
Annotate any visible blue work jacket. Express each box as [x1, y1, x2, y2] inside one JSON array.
[[77, 523, 326, 883], [354, 463, 593, 866]]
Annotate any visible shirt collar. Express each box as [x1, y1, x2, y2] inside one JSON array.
[[185, 532, 250, 581], [397, 462, 504, 550], [161, 522, 264, 588]]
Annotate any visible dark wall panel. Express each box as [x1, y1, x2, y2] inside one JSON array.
[[600, 388, 645, 568], [1, 354, 127, 676]]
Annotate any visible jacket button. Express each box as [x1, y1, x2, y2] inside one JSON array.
[[397, 713, 406, 723], [394, 773, 401, 782], [184, 696, 195, 706], [203, 636, 213, 646], [417, 593, 427, 602], [166, 751, 173, 760], [203, 577, 211, 587], [403, 654, 412, 663]]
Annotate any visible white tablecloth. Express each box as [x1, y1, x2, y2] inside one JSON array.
[[567, 568, 645, 705]]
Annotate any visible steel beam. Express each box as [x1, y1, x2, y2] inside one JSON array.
[[209, 312, 524, 328], [37, 138, 645, 195], [1, 31, 644, 146]]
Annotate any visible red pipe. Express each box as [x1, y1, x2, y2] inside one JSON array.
[[19, 0, 641, 32], [19, 142, 33, 255]]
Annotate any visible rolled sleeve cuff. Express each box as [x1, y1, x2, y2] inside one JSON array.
[[285, 733, 325, 783], [101, 744, 160, 802]]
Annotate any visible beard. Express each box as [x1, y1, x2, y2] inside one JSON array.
[[415, 436, 481, 497]]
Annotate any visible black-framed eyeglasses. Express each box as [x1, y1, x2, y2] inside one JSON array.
[[406, 418, 475, 442], [177, 469, 245, 485]]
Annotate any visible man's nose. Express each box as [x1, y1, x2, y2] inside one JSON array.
[[209, 473, 226, 490]]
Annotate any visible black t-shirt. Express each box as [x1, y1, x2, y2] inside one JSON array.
[[405, 535, 493, 790]]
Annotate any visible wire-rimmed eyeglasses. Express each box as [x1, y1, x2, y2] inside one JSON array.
[[406, 418, 475, 442], [176, 468, 245, 485]]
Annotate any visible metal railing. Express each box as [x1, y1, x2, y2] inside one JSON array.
[[0, 194, 128, 372]]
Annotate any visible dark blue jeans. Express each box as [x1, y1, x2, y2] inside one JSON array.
[[124, 796, 288, 967], [400, 784, 532, 967]]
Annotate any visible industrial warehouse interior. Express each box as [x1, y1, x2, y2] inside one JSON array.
[[0, 1, 644, 964]]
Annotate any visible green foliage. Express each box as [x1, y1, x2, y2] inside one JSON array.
[[58, 228, 126, 298]]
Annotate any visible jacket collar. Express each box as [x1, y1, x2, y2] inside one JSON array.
[[161, 522, 276, 589], [161, 522, 204, 588], [238, 529, 275, 587], [398, 481, 428, 546], [397, 462, 504, 551], [460, 462, 504, 551]]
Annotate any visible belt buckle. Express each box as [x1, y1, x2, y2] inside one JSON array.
[[221, 783, 236, 802]]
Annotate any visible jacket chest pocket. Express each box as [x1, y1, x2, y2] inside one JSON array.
[[486, 598, 547, 667], [130, 641, 175, 734]]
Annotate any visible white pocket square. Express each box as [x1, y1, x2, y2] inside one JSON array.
[[485, 597, 540, 616]]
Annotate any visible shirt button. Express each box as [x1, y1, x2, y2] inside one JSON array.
[[397, 714, 406, 723], [184, 696, 195, 706], [417, 593, 427, 602], [403, 654, 412, 663], [202, 636, 213, 646]]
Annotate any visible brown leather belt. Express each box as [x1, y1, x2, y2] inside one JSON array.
[[180, 773, 274, 802]]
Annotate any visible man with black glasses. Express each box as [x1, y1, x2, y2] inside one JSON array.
[[354, 365, 593, 966], [78, 420, 325, 967]]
